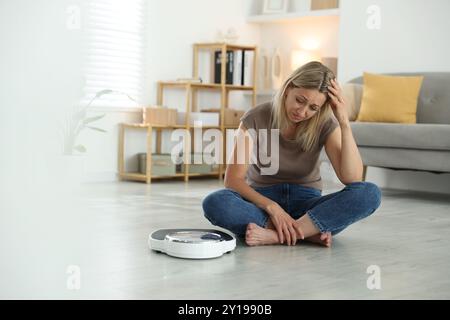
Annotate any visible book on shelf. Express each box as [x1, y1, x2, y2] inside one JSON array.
[[214, 49, 254, 86], [242, 50, 254, 87], [233, 50, 243, 86], [214, 50, 234, 84]]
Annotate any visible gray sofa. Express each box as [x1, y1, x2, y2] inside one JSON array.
[[346, 72, 450, 180]]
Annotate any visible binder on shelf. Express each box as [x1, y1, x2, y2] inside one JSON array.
[[233, 50, 243, 86], [214, 50, 234, 84], [242, 50, 254, 86]]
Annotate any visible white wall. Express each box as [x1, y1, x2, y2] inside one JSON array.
[[0, 0, 94, 298], [338, 0, 450, 194], [338, 0, 450, 83]]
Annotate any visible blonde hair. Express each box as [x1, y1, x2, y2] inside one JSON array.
[[271, 61, 335, 152]]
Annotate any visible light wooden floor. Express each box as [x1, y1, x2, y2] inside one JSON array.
[[57, 178, 450, 300]]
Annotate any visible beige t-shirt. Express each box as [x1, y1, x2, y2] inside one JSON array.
[[240, 101, 339, 191]]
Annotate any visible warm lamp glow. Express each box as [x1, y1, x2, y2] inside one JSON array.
[[300, 38, 321, 51], [291, 50, 321, 71]]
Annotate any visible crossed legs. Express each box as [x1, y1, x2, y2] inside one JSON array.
[[203, 182, 381, 248]]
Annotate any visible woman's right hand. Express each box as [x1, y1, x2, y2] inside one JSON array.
[[265, 202, 305, 246]]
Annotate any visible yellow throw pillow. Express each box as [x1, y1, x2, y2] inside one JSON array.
[[356, 73, 424, 123]]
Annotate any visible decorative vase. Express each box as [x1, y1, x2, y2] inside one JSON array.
[[271, 48, 283, 90], [259, 48, 271, 91]]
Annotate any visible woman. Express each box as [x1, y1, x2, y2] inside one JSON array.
[[202, 62, 381, 247]]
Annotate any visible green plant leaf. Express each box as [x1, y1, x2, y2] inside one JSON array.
[[74, 145, 87, 153], [83, 114, 106, 125], [95, 89, 114, 98], [116, 91, 138, 103], [86, 126, 107, 133]]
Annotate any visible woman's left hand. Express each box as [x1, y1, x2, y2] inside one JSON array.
[[327, 78, 349, 125]]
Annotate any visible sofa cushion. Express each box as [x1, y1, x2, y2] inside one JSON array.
[[356, 73, 424, 123], [358, 147, 450, 172], [350, 122, 450, 151], [416, 73, 450, 124], [342, 83, 363, 121]]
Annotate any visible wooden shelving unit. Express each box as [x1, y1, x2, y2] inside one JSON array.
[[118, 42, 258, 183]]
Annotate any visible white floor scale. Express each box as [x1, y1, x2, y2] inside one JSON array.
[[148, 229, 236, 259]]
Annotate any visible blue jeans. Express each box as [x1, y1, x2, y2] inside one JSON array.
[[202, 182, 382, 238]]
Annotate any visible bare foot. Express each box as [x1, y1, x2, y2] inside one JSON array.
[[304, 232, 332, 248], [245, 223, 279, 246]]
